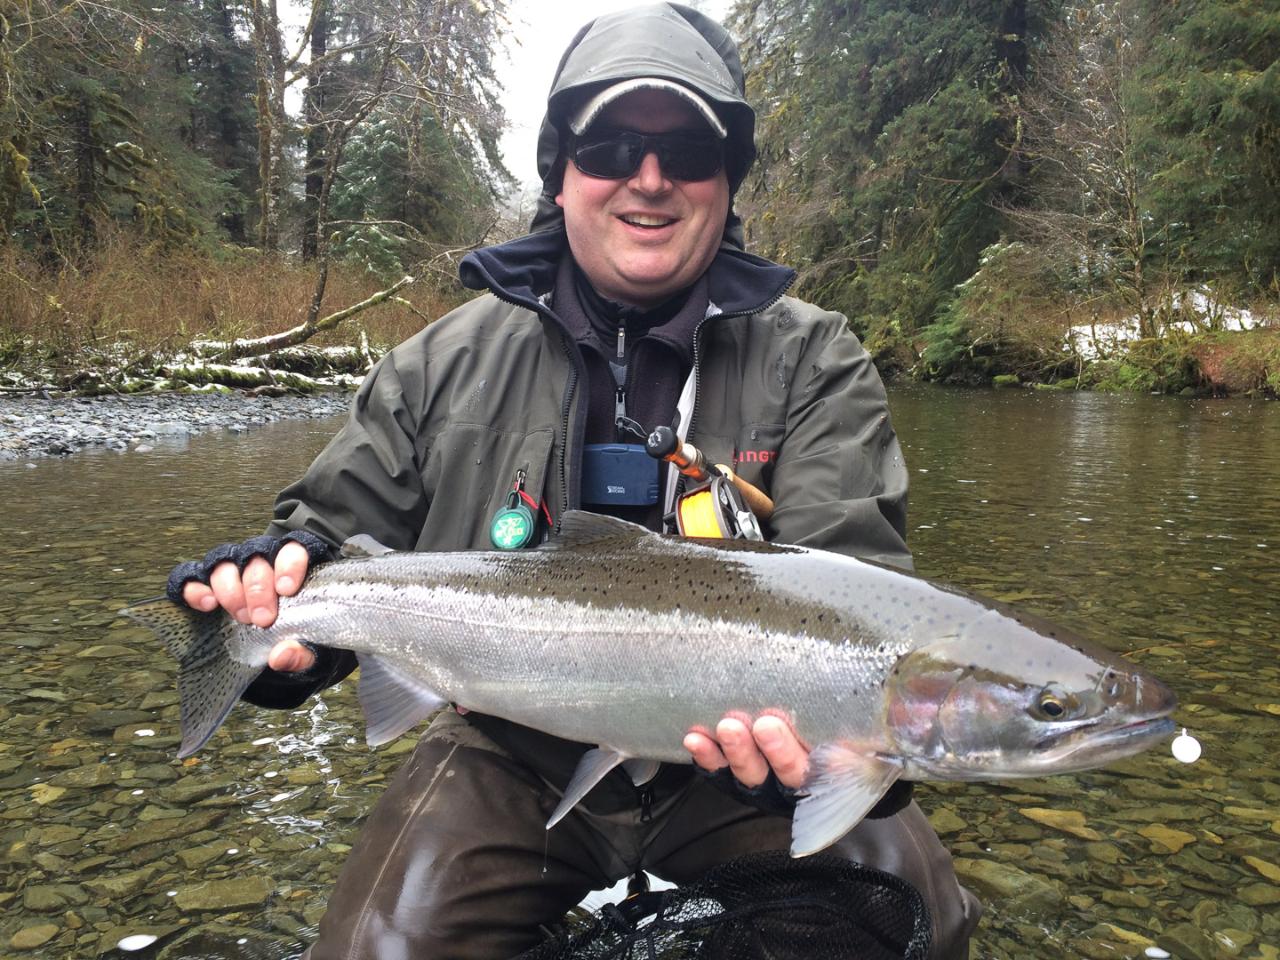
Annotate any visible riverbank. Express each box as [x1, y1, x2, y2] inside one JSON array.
[[0, 390, 351, 461]]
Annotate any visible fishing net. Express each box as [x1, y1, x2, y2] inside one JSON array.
[[514, 851, 931, 960]]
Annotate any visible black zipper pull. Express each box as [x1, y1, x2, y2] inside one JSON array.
[[639, 784, 654, 823]]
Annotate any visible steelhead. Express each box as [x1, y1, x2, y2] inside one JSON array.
[[122, 512, 1177, 856]]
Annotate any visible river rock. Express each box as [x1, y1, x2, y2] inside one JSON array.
[[1157, 922, 1220, 960], [951, 858, 1063, 916], [1243, 854, 1280, 883], [76, 644, 137, 659], [99, 810, 224, 853], [9, 924, 59, 950], [173, 875, 274, 912], [1017, 807, 1103, 840], [81, 709, 154, 734], [83, 866, 158, 900], [158, 774, 238, 805], [1238, 882, 1280, 906], [23, 883, 88, 912], [927, 807, 967, 835], [1138, 824, 1197, 853], [49, 763, 120, 789]]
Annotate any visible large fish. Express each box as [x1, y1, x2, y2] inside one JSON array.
[[122, 512, 1177, 856]]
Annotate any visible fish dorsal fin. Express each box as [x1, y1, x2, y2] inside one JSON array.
[[541, 511, 653, 551], [545, 746, 628, 829], [790, 745, 902, 858], [341, 534, 396, 559], [356, 653, 446, 746]]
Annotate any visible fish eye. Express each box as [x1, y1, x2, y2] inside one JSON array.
[[1035, 684, 1075, 720], [1039, 696, 1066, 718]]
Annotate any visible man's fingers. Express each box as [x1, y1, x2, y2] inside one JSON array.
[[182, 581, 219, 612], [241, 556, 279, 628], [752, 715, 809, 789], [274, 542, 310, 596], [267, 639, 315, 673], [208, 561, 249, 623], [716, 717, 770, 788], [683, 731, 728, 772]]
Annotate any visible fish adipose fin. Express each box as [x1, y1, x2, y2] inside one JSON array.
[[546, 746, 629, 829], [790, 745, 901, 858], [120, 599, 269, 759], [356, 654, 447, 746], [340, 534, 396, 559], [622, 758, 661, 786]]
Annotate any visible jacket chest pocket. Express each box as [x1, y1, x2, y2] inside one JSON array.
[[418, 425, 556, 550], [729, 422, 785, 492]]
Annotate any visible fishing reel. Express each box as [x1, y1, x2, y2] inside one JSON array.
[[618, 418, 772, 542]]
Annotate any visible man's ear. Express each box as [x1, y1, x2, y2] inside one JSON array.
[[555, 191, 565, 208]]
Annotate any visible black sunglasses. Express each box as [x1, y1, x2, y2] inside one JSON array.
[[570, 129, 725, 182]]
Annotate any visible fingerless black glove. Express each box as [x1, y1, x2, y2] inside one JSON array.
[[699, 766, 914, 820], [166, 530, 335, 605]]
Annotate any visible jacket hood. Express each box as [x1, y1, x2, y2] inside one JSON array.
[[528, 3, 755, 249]]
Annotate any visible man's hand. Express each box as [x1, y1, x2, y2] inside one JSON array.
[[683, 714, 809, 790], [181, 542, 316, 673]]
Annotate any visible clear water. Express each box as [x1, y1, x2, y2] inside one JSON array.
[[1, 386, 1276, 958]]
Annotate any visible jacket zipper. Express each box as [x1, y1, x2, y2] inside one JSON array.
[[483, 287, 586, 532], [676, 278, 795, 501]]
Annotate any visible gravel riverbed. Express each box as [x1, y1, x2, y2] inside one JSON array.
[[0, 391, 351, 461]]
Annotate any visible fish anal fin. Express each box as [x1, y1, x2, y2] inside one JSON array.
[[546, 746, 628, 829], [790, 745, 901, 858], [341, 534, 396, 559], [356, 654, 446, 746]]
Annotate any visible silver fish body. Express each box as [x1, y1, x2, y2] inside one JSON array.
[[124, 512, 1177, 855]]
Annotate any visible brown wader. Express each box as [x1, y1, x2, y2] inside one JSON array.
[[302, 712, 980, 960]]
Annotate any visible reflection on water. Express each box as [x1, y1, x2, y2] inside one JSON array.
[[1, 387, 1277, 958]]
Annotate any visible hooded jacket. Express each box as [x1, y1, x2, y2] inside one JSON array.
[[253, 2, 911, 810]]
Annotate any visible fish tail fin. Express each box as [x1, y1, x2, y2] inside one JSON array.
[[120, 598, 266, 758]]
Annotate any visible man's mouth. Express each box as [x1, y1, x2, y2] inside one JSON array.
[[619, 213, 677, 229]]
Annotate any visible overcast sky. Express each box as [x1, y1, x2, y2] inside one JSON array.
[[281, 1, 734, 189], [496, 1, 733, 188]]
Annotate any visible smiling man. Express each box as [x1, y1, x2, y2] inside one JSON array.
[[167, 4, 979, 958]]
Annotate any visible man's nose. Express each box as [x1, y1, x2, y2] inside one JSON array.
[[629, 150, 671, 193]]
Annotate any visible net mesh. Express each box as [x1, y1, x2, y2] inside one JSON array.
[[514, 851, 932, 960]]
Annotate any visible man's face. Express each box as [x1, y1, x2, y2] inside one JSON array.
[[556, 89, 730, 307]]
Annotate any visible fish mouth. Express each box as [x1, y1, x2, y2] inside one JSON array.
[[1037, 715, 1177, 760]]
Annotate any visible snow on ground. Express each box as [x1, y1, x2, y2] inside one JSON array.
[[1067, 288, 1273, 360]]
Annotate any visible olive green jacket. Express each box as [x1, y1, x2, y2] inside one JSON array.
[[268, 237, 910, 569]]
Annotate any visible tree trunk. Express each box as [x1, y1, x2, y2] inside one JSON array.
[[301, 1, 328, 261]]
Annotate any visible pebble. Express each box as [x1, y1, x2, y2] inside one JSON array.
[[9, 924, 59, 950], [0, 392, 348, 461]]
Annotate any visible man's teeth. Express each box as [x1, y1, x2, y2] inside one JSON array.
[[621, 214, 674, 227]]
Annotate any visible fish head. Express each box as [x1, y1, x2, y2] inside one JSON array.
[[883, 607, 1177, 781]]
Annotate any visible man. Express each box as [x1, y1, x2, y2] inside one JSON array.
[[170, 5, 980, 957]]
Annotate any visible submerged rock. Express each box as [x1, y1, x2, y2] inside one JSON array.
[[173, 875, 274, 912], [9, 924, 59, 950]]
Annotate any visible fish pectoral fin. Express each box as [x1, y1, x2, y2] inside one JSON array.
[[622, 758, 661, 786], [546, 746, 628, 830], [340, 534, 396, 559], [355, 654, 446, 747], [789, 745, 901, 858]]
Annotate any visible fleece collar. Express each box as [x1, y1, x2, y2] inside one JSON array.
[[458, 228, 795, 323]]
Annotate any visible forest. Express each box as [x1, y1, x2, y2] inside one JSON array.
[[0, 0, 1277, 395]]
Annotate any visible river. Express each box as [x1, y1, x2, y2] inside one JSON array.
[[1, 385, 1276, 959]]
